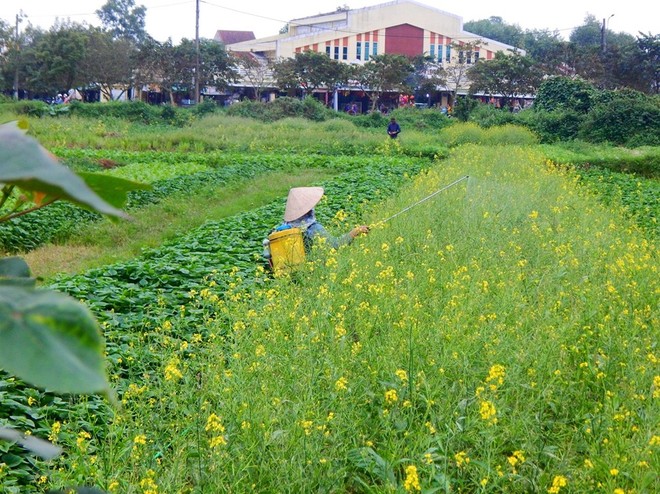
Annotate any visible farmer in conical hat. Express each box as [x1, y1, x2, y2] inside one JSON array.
[[284, 186, 369, 250]]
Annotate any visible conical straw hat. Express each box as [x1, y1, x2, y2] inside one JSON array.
[[284, 186, 324, 221]]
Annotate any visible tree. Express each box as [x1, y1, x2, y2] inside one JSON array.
[[569, 15, 602, 48], [636, 33, 660, 94], [467, 51, 542, 108], [0, 19, 14, 92], [444, 40, 483, 105], [353, 53, 414, 111], [78, 27, 136, 101], [198, 39, 237, 97], [233, 53, 272, 100], [520, 29, 568, 76], [463, 17, 524, 47], [155, 39, 236, 104], [130, 35, 166, 95], [20, 21, 88, 96], [604, 36, 645, 91], [96, 0, 147, 43], [408, 54, 446, 104], [272, 50, 345, 96]]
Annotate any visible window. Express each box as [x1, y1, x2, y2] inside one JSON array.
[[467, 51, 472, 64], [326, 46, 331, 57], [437, 45, 442, 62], [365, 42, 370, 61], [430, 45, 435, 58], [342, 46, 348, 60], [458, 50, 464, 63], [445, 45, 451, 63], [356, 42, 362, 60], [474, 51, 480, 63], [372, 42, 378, 56], [334, 46, 339, 60]]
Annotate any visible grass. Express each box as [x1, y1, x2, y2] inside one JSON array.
[[21, 113, 454, 156], [24, 168, 335, 280]]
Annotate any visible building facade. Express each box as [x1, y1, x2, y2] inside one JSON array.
[[222, 0, 523, 110]]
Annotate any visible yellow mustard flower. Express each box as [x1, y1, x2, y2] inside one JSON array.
[[403, 465, 421, 492], [547, 475, 567, 494], [384, 389, 398, 405], [455, 451, 470, 468], [335, 376, 348, 392]]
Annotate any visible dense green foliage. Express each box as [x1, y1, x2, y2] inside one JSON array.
[[465, 17, 658, 94], [515, 78, 660, 146], [533, 77, 595, 113], [580, 90, 660, 146], [66, 100, 192, 126], [225, 96, 336, 122]]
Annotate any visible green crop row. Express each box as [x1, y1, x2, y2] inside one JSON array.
[[539, 145, 659, 238], [540, 143, 660, 177], [575, 167, 659, 237], [0, 164, 268, 253], [1, 155, 427, 491], [0, 152, 398, 253], [50, 156, 426, 315]]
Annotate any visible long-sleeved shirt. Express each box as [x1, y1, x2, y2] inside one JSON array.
[[304, 222, 353, 250]]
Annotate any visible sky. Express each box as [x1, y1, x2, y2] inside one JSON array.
[[2, 0, 658, 43]]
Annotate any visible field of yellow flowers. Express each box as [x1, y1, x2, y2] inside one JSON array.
[[34, 143, 656, 493]]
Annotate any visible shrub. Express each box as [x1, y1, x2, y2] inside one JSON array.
[[469, 104, 517, 128], [302, 96, 331, 121], [225, 96, 335, 122], [578, 89, 660, 146], [67, 100, 165, 124], [452, 97, 479, 121], [534, 76, 595, 113], [390, 107, 452, 131], [352, 111, 389, 129], [517, 109, 585, 143], [0, 100, 52, 117], [160, 105, 192, 127], [352, 107, 452, 132], [192, 99, 219, 117], [224, 99, 267, 120]]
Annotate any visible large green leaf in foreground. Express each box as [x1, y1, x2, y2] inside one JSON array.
[[0, 256, 35, 287], [78, 171, 151, 209], [0, 122, 131, 219], [0, 286, 108, 394]]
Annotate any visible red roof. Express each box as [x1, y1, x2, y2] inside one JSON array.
[[214, 30, 256, 44]]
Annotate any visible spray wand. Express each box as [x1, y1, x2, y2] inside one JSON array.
[[379, 175, 469, 224]]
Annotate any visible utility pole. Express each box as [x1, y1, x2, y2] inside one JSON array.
[[601, 14, 614, 53], [13, 12, 24, 100], [194, 0, 200, 104]]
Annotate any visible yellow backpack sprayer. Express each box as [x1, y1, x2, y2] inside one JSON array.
[[264, 226, 306, 274]]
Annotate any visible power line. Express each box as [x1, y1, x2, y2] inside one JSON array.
[[201, 1, 641, 47], [10, 0, 193, 23], [201, 1, 518, 44]]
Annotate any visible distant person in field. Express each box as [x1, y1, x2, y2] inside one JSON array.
[[284, 187, 369, 250], [387, 117, 401, 138]]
